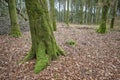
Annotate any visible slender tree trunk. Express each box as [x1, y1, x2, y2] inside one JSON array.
[[96, 6, 101, 24], [50, 0, 57, 31], [63, 0, 66, 22], [8, 0, 21, 37], [93, 6, 96, 24], [75, 0, 79, 23], [23, 0, 65, 73], [84, 3, 88, 24], [110, 0, 118, 28], [97, 0, 110, 33], [66, 0, 69, 26], [58, 0, 61, 22], [79, 0, 83, 24]]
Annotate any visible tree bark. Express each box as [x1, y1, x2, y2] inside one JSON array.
[[50, 0, 57, 31], [24, 0, 65, 73], [97, 0, 110, 33], [79, 0, 83, 24], [66, 0, 69, 26], [8, 0, 21, 37], [110, 0, 118, 28]]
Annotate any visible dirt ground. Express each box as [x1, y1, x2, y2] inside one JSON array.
[[0, 24, 120, 80]]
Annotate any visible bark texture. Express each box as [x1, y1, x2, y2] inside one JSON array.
[[110, 0, 118, 28], [66, 0, 69, 26], [8, 0, 21, 37], [97, 0, 109, 33], [24, 0, 65, 73], [50, 0, 57, 31]]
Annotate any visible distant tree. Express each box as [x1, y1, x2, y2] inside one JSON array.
[[23, 0, 65, 73], [79, 0, 83, 24], [8, 0, 21, 37], [50, 0, 57, 31], [110, 0, 118, 28], [97, 0, 110, 33], [66, 0, 69, 26]]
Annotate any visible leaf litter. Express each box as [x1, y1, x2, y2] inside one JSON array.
[[0, 24, 120, 80]]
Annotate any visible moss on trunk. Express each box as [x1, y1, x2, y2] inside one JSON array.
[[110, 0, 118, 29], [66, 0, 69, 26], [24, 0, 65, 74], [50, 0, 57, 31], [97, 0, 109, 33], [8, 0, 21, 37]]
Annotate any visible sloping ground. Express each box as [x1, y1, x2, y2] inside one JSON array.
[[0, 25, 120, 80]]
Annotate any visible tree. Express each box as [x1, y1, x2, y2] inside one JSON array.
[[23, 0, 65, 73], [50, 0, 57, 31], [97, 0, 110, 33], [79, 0, 83, 24], [110, 0, 118, 28], [66, 0, 69, 26], [8, 0, 21, 37]]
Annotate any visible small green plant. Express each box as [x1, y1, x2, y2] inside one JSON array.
[[66, 39, 76, 46]]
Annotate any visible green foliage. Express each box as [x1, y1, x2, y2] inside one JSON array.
[[66, 39, 76, 46]]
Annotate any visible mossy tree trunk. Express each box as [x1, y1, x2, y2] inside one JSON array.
[[8, 0, 21, 37], [66, 0, 69, 26], [79, 0, 83, 24], [110, 0, 118, 29], [97, 0, 110, 33], [24, 0, 65, 74], [50, 0, 57, 31]]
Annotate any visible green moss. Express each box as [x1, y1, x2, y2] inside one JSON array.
[[19, 49, 35, 64], [8, 0, 21, 37], [25, 0, 65, 74], [57, 45, 66, 56], [66, 39, 76, 46], [97, 0, 109, 34], [34, 45, 49, 74], [10, 27, 21, 37], [34, 57, 49, 74], [96, 23, 106, 34]]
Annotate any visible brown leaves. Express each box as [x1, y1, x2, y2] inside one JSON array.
[[0, 25, 120, 80]]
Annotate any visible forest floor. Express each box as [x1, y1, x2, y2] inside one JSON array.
[[0, 23, 120, 80]]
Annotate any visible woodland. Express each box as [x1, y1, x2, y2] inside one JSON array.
[[0, 0, 120, 80]]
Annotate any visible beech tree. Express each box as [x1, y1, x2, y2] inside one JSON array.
[[110, 0, 118, 28], [22, 0, 65, 73], [97, 0, 110, 33], [8, 0, 21, 37], [50, 0, 57, 31], [66, 0, 69, 26]]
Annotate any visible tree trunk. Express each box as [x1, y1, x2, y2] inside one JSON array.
[[79, 0, 83, 24], [63, 0, 66, 23], [58, 0, 61, 22], [50, 0, 57, 31], [24, 0, 65, 74], [84, 3, 88, 24], [66, 0, 69, 26], [8, 0, 21, 37], [97, 0, 109, 33], [110, 0, 118, 28]]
